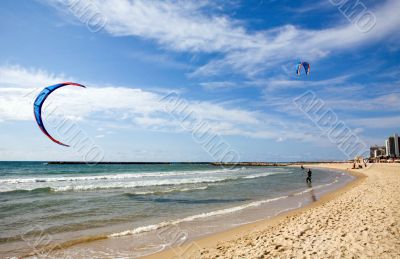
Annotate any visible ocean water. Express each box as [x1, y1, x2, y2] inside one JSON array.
[[0, 162, 353, 258]]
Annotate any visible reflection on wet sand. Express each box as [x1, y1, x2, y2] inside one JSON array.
[[307, 182, 317, 202]]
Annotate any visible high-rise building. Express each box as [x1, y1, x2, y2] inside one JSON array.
[[385, 139, 390, 156], [385, 134, 399, 157], [398, 137, 400, 157], [387, 136, 395, 157]]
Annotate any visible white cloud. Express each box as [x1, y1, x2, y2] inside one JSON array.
[[0, 64, 331, 143], [45, 0, 400, 78], [0, 65, 70, 88], [93, 0, 260, 53]]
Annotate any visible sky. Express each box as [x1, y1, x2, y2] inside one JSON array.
[[0, 0, 399, 162]]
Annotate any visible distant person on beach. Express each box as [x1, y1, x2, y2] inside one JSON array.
[[301, 165, 304, 170], [306, 169, 312, 183]]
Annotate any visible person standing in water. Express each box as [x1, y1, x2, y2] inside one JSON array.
[[306, 169, 312, 183]]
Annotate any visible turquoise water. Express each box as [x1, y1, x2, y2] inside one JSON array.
[[0, 162, 352, 257]]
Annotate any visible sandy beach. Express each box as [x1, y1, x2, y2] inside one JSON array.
[[145, 163, 400, 258]]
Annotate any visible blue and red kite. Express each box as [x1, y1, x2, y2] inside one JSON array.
[[33, 82, 85, 147], [296, 62, 311, 76]]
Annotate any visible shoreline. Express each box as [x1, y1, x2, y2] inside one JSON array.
[[44, 161, 346, 166], [143, 163, 366, 258], [17, 164, 354, 258], [2, 167, 346, 257]]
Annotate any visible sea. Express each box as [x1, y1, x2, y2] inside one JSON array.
[[0, 162, 354, 258]]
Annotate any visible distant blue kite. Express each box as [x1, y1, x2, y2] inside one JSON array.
[[296, 62, 311, 76], [33, 82, 85, 147]]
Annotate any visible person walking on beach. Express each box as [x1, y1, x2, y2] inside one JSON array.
[[300, 165, 304, 170], [306, 169, 312, 183]]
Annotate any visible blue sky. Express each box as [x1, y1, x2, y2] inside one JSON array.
[[0, 0, 399, 162]]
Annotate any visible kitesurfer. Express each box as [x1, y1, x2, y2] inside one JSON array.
[[306, 169, 312, 183]]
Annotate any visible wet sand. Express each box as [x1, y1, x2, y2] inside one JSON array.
[[144, 163, 400, 258]]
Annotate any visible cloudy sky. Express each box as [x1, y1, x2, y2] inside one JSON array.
[[0, 0, 399, 161]]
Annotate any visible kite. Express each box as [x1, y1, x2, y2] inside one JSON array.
[[296, 62, 310, 76], [33, 82, 86, 147]]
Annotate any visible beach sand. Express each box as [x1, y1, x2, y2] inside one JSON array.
[[144, 163, 400, 258]]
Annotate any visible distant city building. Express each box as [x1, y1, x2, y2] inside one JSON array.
[[370, 133, 400, 159], [375, 148, 386, 157], [370, 145, 386, 158], [370, 146, 377, 157], [385, 134, 400, 158], [385, 139, 390, 156], [397, 137, 400, 157]]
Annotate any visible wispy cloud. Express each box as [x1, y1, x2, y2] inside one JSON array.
[[45, 0, 400, 78], [261, 75, 351, 92], [0, 65, 70, 88], [199, 81, 240, 90], [260, 80, 400, 118], [285, 1, 335, 15], [351, 116, 400, 128], [327, 93, 400, 112]]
